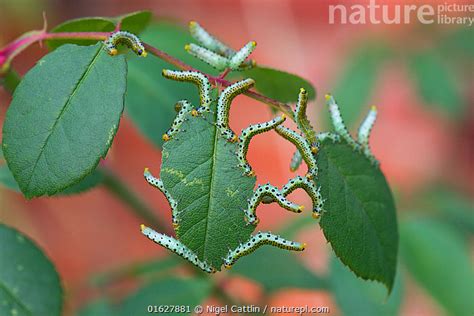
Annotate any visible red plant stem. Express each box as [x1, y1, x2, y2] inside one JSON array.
[[43, 32, 110, 40], [143, 43, 197, 72], [218, 68, 231, 79], [1, 30, 293, 117]]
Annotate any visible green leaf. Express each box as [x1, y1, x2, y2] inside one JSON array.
[[59, 169, 104, 195], [2, 43, 126, 198], [231, 246, 327, 292], [0, 164, 20, 191], [47, 11, 152, 50], [116, 11, 152, 35], [126, 22, 216, 148], [317, 139, 398, 292], [47, 18, 115, 50], [0, 223, 62, 316], [400, 219, 474, 315], [160, 106, 255, 268], [78, 300, 114, 316], [330, 44, 387, 128], [409, 52, 463, 117], [236, 66, 315, 103], [0, 68, 21, 94], [330, 255, 403, 316], [120, 278, 211, 316], [0, 163, 104, 195]]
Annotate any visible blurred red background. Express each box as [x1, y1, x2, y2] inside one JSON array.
[[0, 0, 472, 315]]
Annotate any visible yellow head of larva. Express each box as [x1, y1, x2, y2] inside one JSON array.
[[140, 224, 146, 232], [189, 21, 198, 30], [371, 105, 377, 112]]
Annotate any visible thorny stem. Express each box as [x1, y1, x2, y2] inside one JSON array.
[[1, 30, 294, 117]]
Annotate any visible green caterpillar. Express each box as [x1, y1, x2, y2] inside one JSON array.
[[104, 31, 147, 57]]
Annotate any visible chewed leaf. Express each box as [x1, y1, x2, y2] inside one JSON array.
[[159, 106, 255, 268], [317, 138, 398, 292]]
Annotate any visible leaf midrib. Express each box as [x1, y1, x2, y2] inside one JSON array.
[[0, 280, 33, 315], [325, 148, 389, 274], [25, 46, 102, 193], [202, 111, 220, 262]]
